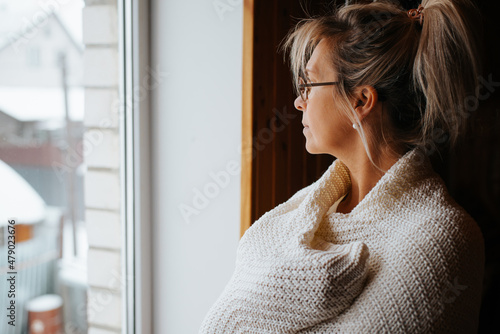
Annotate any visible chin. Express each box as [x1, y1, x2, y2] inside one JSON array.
[[305, 141, 336, 156], [305, 142, 320, 154]]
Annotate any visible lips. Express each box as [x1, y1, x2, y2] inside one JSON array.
[[303, 123, 309, 134]]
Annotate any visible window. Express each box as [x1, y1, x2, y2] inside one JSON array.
[[0, 1, 151, 333], [0, 1, 87, 333]]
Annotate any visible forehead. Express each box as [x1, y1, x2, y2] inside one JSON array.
[[305, 39, 334, 77]]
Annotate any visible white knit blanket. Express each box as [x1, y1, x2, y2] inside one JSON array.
[[199, 148, 484, 333]]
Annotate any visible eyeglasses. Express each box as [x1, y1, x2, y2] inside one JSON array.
[[298, 78, 339, 101]]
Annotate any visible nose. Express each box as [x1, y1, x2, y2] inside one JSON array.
[[294, 95, 306, 112]]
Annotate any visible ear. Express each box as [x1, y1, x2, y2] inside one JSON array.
[[352, 86, 379, 121]]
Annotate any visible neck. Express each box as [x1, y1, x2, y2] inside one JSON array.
[[336, 144, 404, 214]]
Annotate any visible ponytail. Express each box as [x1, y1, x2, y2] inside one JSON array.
[[415, 0, 482, 148]]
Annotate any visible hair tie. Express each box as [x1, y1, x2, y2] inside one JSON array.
[[407, 4, 424, 26]]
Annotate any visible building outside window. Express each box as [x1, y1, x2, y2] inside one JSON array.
[[1, 1, 95, 333]]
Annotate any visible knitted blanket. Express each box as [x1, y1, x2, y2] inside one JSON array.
[[199, 148, 484, 333]]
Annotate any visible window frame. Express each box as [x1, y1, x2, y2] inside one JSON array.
[[119, 0, 152, 332]]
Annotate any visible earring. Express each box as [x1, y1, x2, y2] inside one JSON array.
[[352, 123, 358, 129]]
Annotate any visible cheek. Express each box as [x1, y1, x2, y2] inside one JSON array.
[[316, 109, 351, 144]]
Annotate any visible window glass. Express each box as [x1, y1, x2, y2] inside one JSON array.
[[0, 1, 87, 333]]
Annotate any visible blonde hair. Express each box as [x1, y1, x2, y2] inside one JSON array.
[[282, 0, 482, 163]]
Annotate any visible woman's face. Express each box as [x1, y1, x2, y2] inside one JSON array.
[[294, 39, 353, 156]]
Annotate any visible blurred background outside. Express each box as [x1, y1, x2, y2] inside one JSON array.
[[0, 1, 88, 333]]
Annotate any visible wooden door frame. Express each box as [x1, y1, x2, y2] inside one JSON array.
[[240, 0, 255, 237]]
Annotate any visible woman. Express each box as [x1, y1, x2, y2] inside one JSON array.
[[200, 0, 484, 332]]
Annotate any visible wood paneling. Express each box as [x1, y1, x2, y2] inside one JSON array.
[[240, 0, 335, 236]]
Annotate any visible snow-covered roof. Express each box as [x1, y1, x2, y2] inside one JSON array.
[[0, 159, 46, 225], [0, 0, 83, 52]]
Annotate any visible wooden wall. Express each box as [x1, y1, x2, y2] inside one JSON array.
[[241, 0, 335, 235]]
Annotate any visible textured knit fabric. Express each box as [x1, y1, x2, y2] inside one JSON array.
[[199, 148, 485, 334], [326, 193, 348, 216]]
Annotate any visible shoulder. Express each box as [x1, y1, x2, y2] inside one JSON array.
[[390, 170, 485, 299], [395, 169, 483, 252], [392, 174, 485, 331], [407, 171, 481, 240], [371, 152, 485, 279]]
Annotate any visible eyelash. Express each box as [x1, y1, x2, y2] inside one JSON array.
[[299, 85, 311, 96], [299, 77, 312, 96], [298, 77, 312, 98]]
